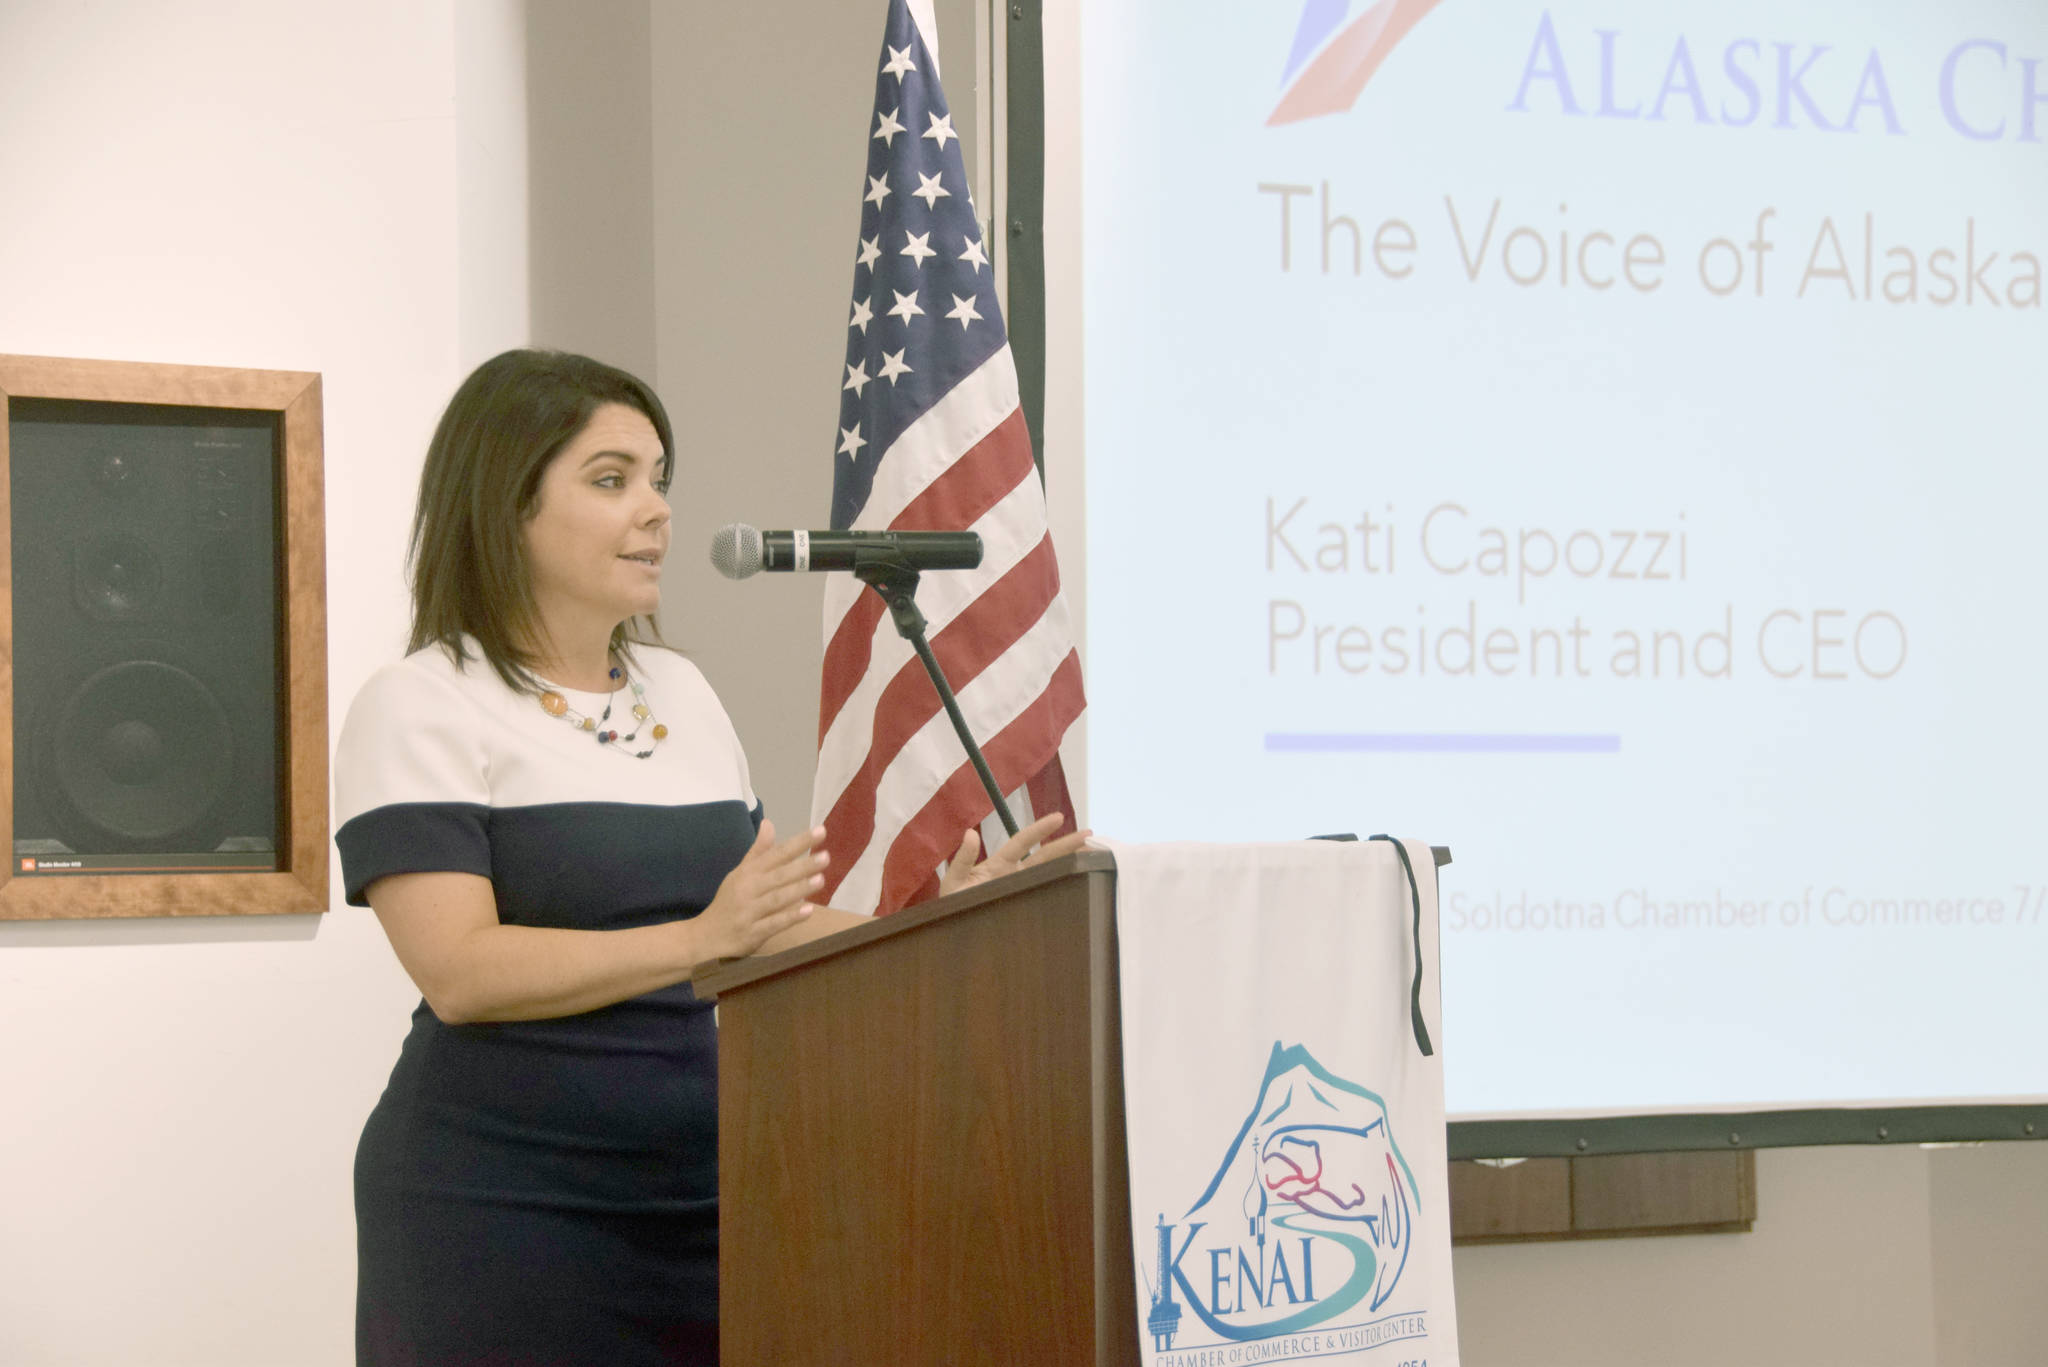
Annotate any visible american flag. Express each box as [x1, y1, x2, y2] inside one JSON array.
[[811, 0, 1084, 917]]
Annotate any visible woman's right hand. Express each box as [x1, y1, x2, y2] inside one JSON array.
[[692, 819, 827, 963]]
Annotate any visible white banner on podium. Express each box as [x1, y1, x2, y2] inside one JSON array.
[[1111, 839, 1459, 1367]]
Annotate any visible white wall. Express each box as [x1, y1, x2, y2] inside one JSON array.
[[456, 0, 532, 366], [1928, 1140, 2048, 1366], [0, 2, 521, 1362], [644, 1, 868, 830], [1459, 1146, 1940, 1364], [1448, 1143, 2048, 1366], [524, 0, 657, 379], [2, 3, 2043, 1364]]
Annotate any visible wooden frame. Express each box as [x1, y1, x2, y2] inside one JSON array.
[[0, 354, 327, 919]]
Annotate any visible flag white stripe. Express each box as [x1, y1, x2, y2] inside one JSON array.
[[827, 597, 1076, 914], [821, 348, 1022, 634], [811, 470, 1052, 821], [822, 429, 1044, 677], [905, 0, 942, 79]]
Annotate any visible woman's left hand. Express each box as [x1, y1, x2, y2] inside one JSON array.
[[937, 812, 1094, 899]]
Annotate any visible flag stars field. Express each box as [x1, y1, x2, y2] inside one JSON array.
[[887, 288, 923, 323], [944, 294, 981, 330], [836, 16, 1012, 532], [832, 3, 1023, 515]]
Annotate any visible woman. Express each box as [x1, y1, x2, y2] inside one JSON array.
[[334, 349, 1082, 1365]]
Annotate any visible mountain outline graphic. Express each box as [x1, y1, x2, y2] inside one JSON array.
[[1166, 1042, 1422, 1341]]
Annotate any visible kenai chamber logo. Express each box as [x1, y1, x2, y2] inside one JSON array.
[[1271, 0, 1448, 126], [1141, 1043, 1428, 1358]]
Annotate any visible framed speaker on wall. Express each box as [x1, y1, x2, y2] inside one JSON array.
[[0, 355, 327, 920]]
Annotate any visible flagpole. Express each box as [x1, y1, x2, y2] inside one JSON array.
[[852, 553, 1021, 840]]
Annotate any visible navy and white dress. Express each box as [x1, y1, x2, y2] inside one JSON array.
[[334, 639, 761, 1366]]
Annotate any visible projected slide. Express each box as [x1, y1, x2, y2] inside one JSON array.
[[1079, 0, 2048, 1119]]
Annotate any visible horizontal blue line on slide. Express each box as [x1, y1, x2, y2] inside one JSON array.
[[1266, 733, 1621, 754]]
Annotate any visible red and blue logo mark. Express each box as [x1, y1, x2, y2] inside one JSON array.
[[1272, 0, 1446, 125]]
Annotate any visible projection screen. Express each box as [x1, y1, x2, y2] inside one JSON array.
[[1066, 0, 2048, 1147]]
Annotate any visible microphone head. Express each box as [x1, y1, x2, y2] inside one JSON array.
[[709, 523, 764, 580]]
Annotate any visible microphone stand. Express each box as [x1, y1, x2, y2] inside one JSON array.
[[852, 551, 1020, 839]]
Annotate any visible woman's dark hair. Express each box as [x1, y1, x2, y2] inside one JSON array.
[[407, 348, 675, 692]]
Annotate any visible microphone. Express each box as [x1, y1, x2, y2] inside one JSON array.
[[710, 523, 983, 579]]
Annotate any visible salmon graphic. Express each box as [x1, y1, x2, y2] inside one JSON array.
[[1162, 1043, 1421, 1342]]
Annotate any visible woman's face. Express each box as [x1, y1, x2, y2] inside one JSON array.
[[522, 402, 672, 633]]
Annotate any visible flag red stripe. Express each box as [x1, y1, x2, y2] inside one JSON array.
[[872, 649, 1086, 914], [1024, 751, 1077, 834], [816, 533, 1066, 904], [816, 407, 1037, 745]]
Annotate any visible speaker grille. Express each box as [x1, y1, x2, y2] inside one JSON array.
[[10, 398, 281, 867]]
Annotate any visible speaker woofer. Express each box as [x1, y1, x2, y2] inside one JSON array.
[[47, 660, 234, 847]]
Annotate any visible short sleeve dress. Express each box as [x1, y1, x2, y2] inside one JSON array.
[[333, 640, 760, 1367]]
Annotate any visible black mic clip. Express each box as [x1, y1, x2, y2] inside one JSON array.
[[851, 551, 927, 636]]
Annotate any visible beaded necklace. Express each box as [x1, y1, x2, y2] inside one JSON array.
[[537, 663, 669, 759]]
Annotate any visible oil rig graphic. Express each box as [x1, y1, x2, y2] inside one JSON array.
[[1146, 1212, 1183, 1351]]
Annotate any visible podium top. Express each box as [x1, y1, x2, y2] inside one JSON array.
[[692, 843, 1450, 1003], [691, 850, 1116, 1002]]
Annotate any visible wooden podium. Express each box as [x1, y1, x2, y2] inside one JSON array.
[[694, 849, 1138, 1366]]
